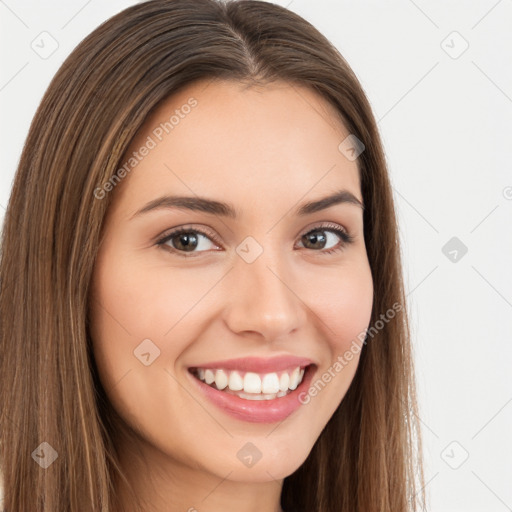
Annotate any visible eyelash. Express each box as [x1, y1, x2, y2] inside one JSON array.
[[156, 222, 355, 258]]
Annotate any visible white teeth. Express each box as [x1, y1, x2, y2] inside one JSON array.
[[289, 367, 300, 390], [262, 373, 280, 394], [214, 369, 228, 390], [204, 369, 215, 385], [228, 371, 243, 391], [222, 388, 290, 400], [193, 365, 308, 397], [279, 372, 290, 392], [243, 372, 261, 393], [240, 391, 273, 400]]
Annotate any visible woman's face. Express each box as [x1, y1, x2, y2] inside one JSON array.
[[89, 79, 373, 485]]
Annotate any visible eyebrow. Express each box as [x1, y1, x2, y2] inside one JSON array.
[[130, 188, 364, 220]]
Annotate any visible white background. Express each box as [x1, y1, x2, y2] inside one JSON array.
[[1, 1, 511, 511]]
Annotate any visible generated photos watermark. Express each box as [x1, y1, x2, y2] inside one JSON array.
[[298, 301, 403, 404], [94, 97, 198, 200]]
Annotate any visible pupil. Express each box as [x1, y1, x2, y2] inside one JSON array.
[[305, 231, 326, 249], [176, 233, 197, 251]]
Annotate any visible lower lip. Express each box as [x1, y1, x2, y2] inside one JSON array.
[[188, 365, 317, 424]]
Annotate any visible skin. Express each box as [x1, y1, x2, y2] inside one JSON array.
[[89, 79, 374, 512]]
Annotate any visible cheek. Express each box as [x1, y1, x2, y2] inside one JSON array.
[[88, 251, 201, 449], [91, 252, 200, 347], [304, 260, 374, 356], [287, 259, 373, 448], [88, 247, 226, 395], [88, 249, 170, 394]]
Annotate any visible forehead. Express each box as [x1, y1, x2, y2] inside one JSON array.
[[113, 79, 362, 216]]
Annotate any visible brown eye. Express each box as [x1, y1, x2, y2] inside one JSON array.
[[301, 230, 328, 250], [168, 232, 200, 252], [298, 225, 354, 254], [157, 227, 220, 256]]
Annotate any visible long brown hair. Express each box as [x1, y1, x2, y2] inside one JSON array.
[[0, 1, 426, 510]]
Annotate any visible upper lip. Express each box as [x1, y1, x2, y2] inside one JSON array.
[[188, 355, 314, 373]]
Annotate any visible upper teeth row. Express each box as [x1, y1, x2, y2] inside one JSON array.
[[196, 367, 306, 394]]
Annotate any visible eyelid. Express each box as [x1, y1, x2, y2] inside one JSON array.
[[296, 221, 350, 240]]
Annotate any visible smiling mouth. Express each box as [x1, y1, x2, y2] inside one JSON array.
[[188, 364, 312, 401]]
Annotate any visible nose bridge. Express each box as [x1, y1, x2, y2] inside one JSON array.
[[225, 239, 305, 340]]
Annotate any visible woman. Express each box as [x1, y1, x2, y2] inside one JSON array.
[[0, 0, 426, 510]]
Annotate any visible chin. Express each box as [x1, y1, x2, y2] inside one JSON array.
[[216, 436, 314, 483]]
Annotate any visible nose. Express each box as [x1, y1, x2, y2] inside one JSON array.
[[223, 246, 307, 342]]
